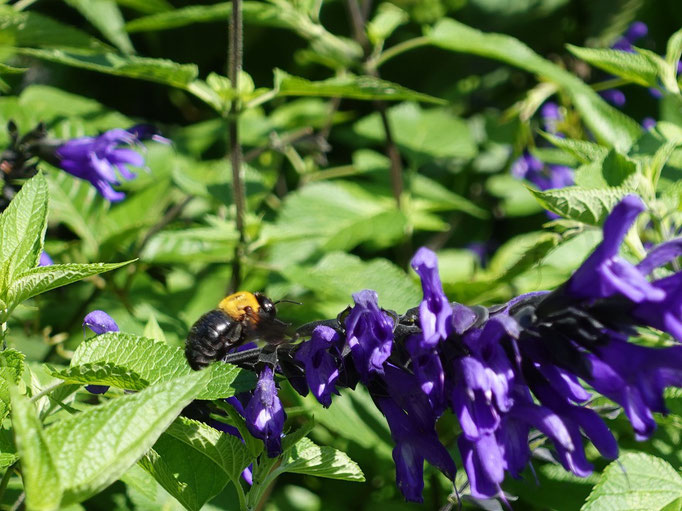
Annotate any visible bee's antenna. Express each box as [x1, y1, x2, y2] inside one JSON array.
[[273, 299, 302, 306]]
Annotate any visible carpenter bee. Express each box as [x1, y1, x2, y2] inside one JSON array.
[[185, 291, 290, 370]]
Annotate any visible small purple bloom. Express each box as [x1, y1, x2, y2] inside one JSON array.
[[245, 365, 286, 457], [567, 195, 665, 303], [39, 251, 53, 266], [55, 125, 166, 202], [511, 152, 573, 193], [642, 117, 657, 130], [612, 21, 648, 51], [83, 310, 119, 394], [599, 89, 626, 106], [411, 247, 453, 347], [540, 101, 562, 134], [295, 325, 341, 407], [83, 310, 119, 336], [511, 150, 543, 181], [126, 124, 171, 145], [345, 290, 394, 382]]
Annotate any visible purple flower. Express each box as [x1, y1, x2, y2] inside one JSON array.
[[83, 310, 119, 394], [295, 325, 341, 407], [586, 336, 682, 439], [511, 151, 573, 192], [345, 290, 394, 382], [612, 21, 648, 51], [83, 310, 120, 335], [540, 101, 562, 134], [642, 117, 657, 130], [567, 195, 664, 303], [39, 251, 53, 266], [377, 395, 455, 502], [245, 365, 286, 457], [599, 89, 626, 106], [411, 247, 453, 347], [55, 125, 167, 202]]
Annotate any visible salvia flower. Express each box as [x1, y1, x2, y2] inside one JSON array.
[[511, 151, 574, 192], [245, 365, 286, 457], [55, 126, 167, 202], [567, 194, 664, 302], [219, 196, 682, 504], [345, 289, 394, 382], [83, 310, 119, 394], [295, 325, 341, 407]]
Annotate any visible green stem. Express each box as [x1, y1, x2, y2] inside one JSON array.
[[0, 461, 17, 504], [30, 381, 65, 403], [234, 478, 247, 511], [590, 77, 628, 92], [0, 322, 6, 350], [228, 0, 246, 293], [370, 36, 431, 69]]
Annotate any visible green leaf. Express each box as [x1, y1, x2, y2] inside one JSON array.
[[18, 48, 198, 88], [274, 69, 445, 104], [0, 63, 27, 74], [70, 333, 254, 400], [0, 6, 109, 51], [540, 132, 610, 164], [279, 437, 364, 482], [428, 18, 642, 151], [582, 453, 682, 511], [143, 315, 167, 343], [4, 262, 132, 314], [140, 227, 238, 264], [115, 0, 172, 14], [663, 28, 682, 93], [140, 417, 251, 511], [0, 349, 25, 421], [530, 185, 638, 226], [64, 0, 134, 54], [487, 231, 559, 281], [353, 102, 477, 165], [411, 173, 488, 218], [282, 252, 421, 315], [51, 362, 149, 391], [46, 370, 211, 505], [367, 3, 408, 45], [10, 386, 62, 511], [567, 45, 659, 86], [0, 173, 48, 290]]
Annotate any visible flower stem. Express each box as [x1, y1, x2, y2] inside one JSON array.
[[370, 36, 431, 69], [0, 461, 17, 504], [228, 0, 246, 292]]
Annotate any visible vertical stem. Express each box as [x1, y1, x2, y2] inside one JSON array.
[[229, 0, 245, 292], [1, 322, 7, 350]]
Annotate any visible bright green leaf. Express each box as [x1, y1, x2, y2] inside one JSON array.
[[47, 370, 210, 505], [70, 333, 254, 400], [567, 45, 659, 86], [582, 453, 682, 511], [279, 437, 364, 482], [10, 386, 62, 511], [64, 0, 134, 54], [51, 362, 149, 391]]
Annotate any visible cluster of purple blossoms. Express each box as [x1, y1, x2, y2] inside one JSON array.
[[236, 194, 682, 502], [54, 125, 169, 202], [511, 101, 574, 204]]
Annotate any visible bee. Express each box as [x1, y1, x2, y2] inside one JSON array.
[[185, 291, 290, 370]]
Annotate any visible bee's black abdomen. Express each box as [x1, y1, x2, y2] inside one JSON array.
[[185, 309, 241, 370]]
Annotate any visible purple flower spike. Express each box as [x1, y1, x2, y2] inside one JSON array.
[[411, 247, 453, 347], [295, 325, 341, 407], [642, 117, 657, 130], [83, 310, 119, 394], [625, 21, 648, 42], [511, 151, 543, 181], [458, 434, 505, 499], [245, 365, 286, 457], [83, 310, 119, 335], [39, 251, 53, 266], [345, 290, 394, 382], [568, 195, 664, 303]]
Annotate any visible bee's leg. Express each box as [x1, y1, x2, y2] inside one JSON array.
[[221, 346, 261, 368], [293, 318, 343, 339]]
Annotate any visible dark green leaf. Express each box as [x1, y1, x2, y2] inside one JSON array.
[[279, 437, 364, 482], [274, 70, 445, 104]]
